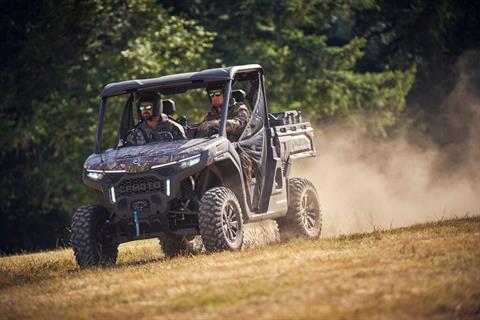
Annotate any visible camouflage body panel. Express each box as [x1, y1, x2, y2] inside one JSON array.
[[84, 137, 223, 173]]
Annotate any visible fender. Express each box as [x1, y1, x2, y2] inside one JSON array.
[[211, 151, 252, 221]]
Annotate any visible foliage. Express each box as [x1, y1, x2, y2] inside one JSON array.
[[0, 0, 215, 253], [1, 0, 478, 253], [351, 0, 480, 140], [166, 0, 414, 134]]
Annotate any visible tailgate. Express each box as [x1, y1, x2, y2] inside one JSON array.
[[271, 121, 316, 162]]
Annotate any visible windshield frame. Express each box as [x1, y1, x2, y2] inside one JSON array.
[[94, 81, 233, 154], [94, 67, 264, 154]]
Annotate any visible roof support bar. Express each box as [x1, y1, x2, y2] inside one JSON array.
[[219, 79, 232, 137], [95, 98, 107, 154]]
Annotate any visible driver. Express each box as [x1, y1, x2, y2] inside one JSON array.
[[134, 91, 186, 142]]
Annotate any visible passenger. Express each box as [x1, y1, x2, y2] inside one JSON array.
[[197, 85, 250, 141], [197, 85, 253, 192]]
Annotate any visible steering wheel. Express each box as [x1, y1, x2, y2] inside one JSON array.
[[122, 128, 148, 146], [151, 129, 174, 141]]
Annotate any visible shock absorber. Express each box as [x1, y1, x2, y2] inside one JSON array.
[[180, 176, 199, 210], [132, 201, 147, 238], [133, 209, 140, 238]]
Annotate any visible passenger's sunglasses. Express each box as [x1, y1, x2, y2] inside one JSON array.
[[208, 91, 223, 97], [138, 104, 153, 111]]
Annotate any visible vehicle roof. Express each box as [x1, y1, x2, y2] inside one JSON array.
[[101, 64, 263, 97]]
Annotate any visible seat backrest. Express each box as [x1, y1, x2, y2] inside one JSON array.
[[231, 90, 246, 103], [162, 99, 175, 115]]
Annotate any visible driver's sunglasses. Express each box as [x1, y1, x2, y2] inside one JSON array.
[[138, 104, 153, 111], [208, 91, 223, 97]]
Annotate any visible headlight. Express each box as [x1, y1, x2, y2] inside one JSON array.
[[178, 155, 201, 169], [151, 161, 176, 169], [86, 171, 104, 180], [108, 186, 117, 203]]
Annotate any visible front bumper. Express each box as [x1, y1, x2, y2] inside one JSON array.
[[82, 155, 206, 243]]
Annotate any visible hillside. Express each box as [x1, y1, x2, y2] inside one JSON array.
[[1, 217, 479, 319]]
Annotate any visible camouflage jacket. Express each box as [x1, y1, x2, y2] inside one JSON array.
[[136, 114, 186, 142], [201, 101, 250, 141]]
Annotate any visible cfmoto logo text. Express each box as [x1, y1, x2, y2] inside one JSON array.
[[119, 180, 162, 194]]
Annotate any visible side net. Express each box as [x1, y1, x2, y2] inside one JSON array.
[[237, 77, 267, 207]]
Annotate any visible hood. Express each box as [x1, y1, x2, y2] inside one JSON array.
[[84, 138, 218, 173]]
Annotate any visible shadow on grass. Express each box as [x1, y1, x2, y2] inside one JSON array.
[[114, 256, 168, 268]]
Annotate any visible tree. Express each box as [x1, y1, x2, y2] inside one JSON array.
[[0, 0, 215, 253], [352, 0, 480, 139], [164, 0, 415, 135]]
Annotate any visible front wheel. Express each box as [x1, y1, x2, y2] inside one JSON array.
[[278, 178, 322, 241], [198, 187, 244, 252], [71, 204, 118, 269]]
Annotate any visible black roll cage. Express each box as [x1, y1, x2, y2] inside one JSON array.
[[94, 65, 266, 154]]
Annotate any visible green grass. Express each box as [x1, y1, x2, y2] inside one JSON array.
[[1, 217, 479, 319]]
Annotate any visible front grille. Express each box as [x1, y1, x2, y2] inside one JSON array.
[[105, 172, 125, 183], [116, 175, 165, 197]]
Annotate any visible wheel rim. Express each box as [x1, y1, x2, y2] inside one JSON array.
[[222, 201, 240, 243], [300, 190, 319, 231]]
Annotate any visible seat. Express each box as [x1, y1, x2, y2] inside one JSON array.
[[162, 99, 175, 116], [231, 90, 246, 103]]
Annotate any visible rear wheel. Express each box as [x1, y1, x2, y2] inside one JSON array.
[[278, 178, 322, 241], [71, 204, 118, 268], [199, 187, 244, 252], [159, 235, 203, 258]]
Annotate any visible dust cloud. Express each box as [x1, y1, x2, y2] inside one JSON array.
[[294, 50, 480, 237], [295, 128, 479, 237], [243, 220, 280, 249]]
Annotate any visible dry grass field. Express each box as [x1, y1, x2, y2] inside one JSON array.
[[1, 217, 479, 319]]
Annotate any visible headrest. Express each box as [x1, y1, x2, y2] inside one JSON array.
[[162, 99, 175, 115], [231, 90, 246, 102]]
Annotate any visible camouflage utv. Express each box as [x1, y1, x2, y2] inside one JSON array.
[[72, 64, 321, 268]]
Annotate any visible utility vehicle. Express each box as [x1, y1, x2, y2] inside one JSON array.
[[72, 64, 322, 268]]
